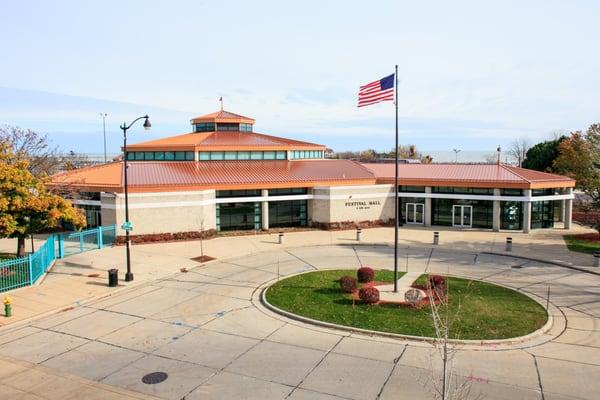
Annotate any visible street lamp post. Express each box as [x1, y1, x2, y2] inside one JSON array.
[[120, 115, 151, 282], [453, 149, 461, 163], [100, 113, 108, 163]]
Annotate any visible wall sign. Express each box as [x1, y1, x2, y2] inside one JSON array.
[[344, 200, 381, 210]]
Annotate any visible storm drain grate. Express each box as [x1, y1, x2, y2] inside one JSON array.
[[142, 372, 168, 384]]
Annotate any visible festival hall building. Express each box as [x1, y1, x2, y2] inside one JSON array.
[[52, 110, 576, 239]]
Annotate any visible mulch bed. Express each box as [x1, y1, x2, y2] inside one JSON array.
[[348, 281, 444, 307], [190, 255, 216, 263], [569, 233, 600, 243]]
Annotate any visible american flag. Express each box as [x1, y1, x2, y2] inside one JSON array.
[[357, 73, 395, 107]]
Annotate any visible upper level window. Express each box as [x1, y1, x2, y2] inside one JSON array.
[[399, 186, 426, 193], [501, 189, 523, 196], [532, 188, 555, 196], [198, 151, 286, 160], [126, 151, 194, 161], [432, 187, 494, 195], [290, 150, 324, 159], [217, 123, 240, 131], [240, 123, 253, 132], [195, 122, 215, 132]]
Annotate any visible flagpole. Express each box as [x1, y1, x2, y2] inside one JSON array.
[[393, 64, 399, 293]]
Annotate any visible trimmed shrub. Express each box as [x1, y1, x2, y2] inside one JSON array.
[[357, 267, 375, 283], [339, 276, 357, 293], [359, 287, 380, 304], [428, 275, 446, 288]]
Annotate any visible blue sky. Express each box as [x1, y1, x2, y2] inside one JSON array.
[[1, 0, 598, 160]]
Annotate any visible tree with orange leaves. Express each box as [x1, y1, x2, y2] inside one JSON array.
[[0, 143, 86, 256], [553, 131, 600, 192]]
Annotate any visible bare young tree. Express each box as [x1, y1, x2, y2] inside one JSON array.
[[507, 137, 531, 167], [62, 150, 91, 170], [482, 153, 498, 164], [422, 277, 483, 400], [0, 125, 62, 177]]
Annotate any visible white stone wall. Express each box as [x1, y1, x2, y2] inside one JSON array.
[[310, 185, 395, 224], [102, 190, 217, 235]]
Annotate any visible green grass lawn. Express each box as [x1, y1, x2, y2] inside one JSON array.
[[564, 234, 600, 254], [265, 269, 547, 340]]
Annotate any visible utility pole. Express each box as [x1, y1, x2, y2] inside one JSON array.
[[100, 113, 108, 163], [453, 149, 461, 163]]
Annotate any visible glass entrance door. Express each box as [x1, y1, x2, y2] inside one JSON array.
[[452, 205, 472, 227], [406, 203, 424, 224]]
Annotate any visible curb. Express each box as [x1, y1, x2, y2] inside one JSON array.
[[482, 251, 600, 276], [258, 269, 557, 347]]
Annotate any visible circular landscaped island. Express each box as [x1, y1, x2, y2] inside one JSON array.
[[264, 269, 548, 340]]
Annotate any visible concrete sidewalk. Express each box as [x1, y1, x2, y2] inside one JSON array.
[[0, 355, 159, 399], [0, 224, 596, 327], [0, 242, 598, 400]]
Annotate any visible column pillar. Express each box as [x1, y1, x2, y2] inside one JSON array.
[[424, 187, 432, 227], [564, 187, 573, 230], [523, 189, 532, 233], [261, 189, 269, 230], [558, 188, 565, 222], [493, 188, 501, 232]]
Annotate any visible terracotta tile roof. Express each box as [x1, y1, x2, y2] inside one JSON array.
[[190, 109, 255, 124], [125, 131, 325, 151], [362, 163, 575, 189], [50, 160, 375, 192]]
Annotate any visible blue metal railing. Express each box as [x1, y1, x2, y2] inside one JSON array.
[[0, 225, 116, 293], [57, 225, 116, 258]]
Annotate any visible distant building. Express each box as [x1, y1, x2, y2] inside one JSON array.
[[52, 109, 575, 239]]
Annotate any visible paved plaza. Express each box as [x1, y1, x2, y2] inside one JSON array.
[[0, 227, 599, 399]]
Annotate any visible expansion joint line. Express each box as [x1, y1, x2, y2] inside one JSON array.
[[376, 345, 408, 399], [285, 335, 345, 399], [424, 247, 434, 273], [531, 354, 546, 400], [352, 246, 363, 267], [285, 250, 318, 270]]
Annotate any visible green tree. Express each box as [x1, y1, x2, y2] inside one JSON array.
[[521, 136, 565, 171], [0, 143, 86, 256]]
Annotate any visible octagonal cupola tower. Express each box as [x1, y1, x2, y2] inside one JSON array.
[[190, 110, 256, 133]]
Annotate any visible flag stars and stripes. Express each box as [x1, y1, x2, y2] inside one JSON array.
[[357, 73, 395, 107]]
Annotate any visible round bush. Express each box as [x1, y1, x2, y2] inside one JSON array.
[[357, 267, 375, 283], [358, 287, 380, 304], [339, 276, 357, 293]]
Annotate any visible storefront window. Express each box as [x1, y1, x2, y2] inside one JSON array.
[[501, 201, 522, 230], [432, 199, 493, 228], [216, 202, 261, 231], [269, 200, 307, 227], [531, 200, 554, 228], [399, 197, 425, 224]]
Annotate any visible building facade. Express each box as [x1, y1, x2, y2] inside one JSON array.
[[52, 110, 575, 239]]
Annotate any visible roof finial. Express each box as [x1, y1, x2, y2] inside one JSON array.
[[219, 96, 223, 111]]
